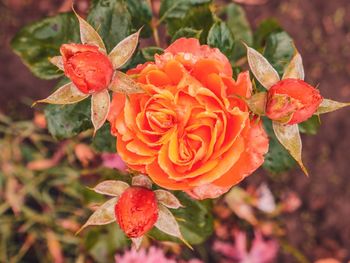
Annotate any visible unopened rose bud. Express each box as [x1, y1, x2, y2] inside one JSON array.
[[115, 187, 158, 238], [265, 78, 323, 124], [60, 44, 113, 94]]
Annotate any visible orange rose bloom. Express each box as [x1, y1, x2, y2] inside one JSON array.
[[108, 38, 269, 199]]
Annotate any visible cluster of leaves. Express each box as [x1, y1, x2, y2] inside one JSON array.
[[11, 0, 320, 174], [0, 113, 213, 261]]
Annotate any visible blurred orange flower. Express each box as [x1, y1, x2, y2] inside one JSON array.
[[108, 38, 269, 199]]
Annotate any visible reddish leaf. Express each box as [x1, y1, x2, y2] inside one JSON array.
[[316, 99, 350, 115], [246, 45, 280, 89], [91, 89, 110, 135], [154, 190, 183, 209], [272, 122, 308, 175], [155, 204, 191, 249], [131, 237, 143, 250], [109, 71, 144, 94], [76, 197, 118, 234], [49, 56, 64, 71], [108, 29, 141, 69], [282, 52, 305, 80], [33, 82, 89, 106], [92, 180, 129, 197], [131, 174, 152, 189], [73, 8, 106, 52]]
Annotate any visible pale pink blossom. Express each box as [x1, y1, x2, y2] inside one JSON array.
[[101, 153, 127, 172], [214, 230, 278, 263], [115, 247, 176, 263]]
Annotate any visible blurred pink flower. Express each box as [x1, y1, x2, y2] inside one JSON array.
[[115, 247, 203, 263], [101, 153, 127, 172], [214, 230, 278, 263], [115, 247, 176, 263]]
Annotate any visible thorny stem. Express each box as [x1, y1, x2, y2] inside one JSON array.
[[147, 0, 161, 47]]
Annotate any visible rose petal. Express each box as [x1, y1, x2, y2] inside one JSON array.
[[282, 52, 305, 80], [185, 184, 231, 200], [272, 122, 308, 175], [91, 89, 110, 135], [245, 45, 280, 89], [33, 82, 89, 106], [108, 29, 141, 69], [315, 98, 350, 115], [73, 8, 106, 52], [76, 197, 118, 234]]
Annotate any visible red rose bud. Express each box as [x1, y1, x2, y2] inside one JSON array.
[[266, 79, 323, 124], [115, 187, 158, 238], [60, 44, 113, 94]]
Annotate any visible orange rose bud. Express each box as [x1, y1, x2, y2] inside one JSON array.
[[115, 187, 158, 238], [266, 78, 323, 124], [60, 44, 113, 94]]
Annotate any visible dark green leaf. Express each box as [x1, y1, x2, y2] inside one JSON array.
[[45, 99, 92, 140], [125, 0, 152, 37], [91, 123, 116, 152], [254, 19, 282, 49], [141, 47, 164, 61], [172, 27, 202, 42], [11, 12, 79, 80], [88, 0, 132, 52], [298, 115, 320, 135], [263, 31, 294, 75], [159, 0, 214, 43], [262, 118, 296, 173], [207, 21, 235, 59], [225, 3, 252, 61], [149, 192, 213, 245]]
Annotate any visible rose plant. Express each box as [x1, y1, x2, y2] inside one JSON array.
[[11, 0, 350, 252]]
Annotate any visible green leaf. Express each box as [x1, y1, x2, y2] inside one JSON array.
[[262, 118, 296, 173], [11, 12, 79, 80], [45, 99, 92, 140], [91, 123, 116, 152], [225, 3, 253, 60], [125, 0, 152, 37], [207, 21, 235, 59], [159, 0, 214, 43], [88, 0, 132, 52], [263, 31, 294, 75], [141, 47, 164, 61], [298, 115, 320, 135], [254, 19, 282, 49], [172, 27, 202, 42], [148, 192, 213, 245]]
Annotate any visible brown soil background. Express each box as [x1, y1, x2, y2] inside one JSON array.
[[1, 0, 350, 261]]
